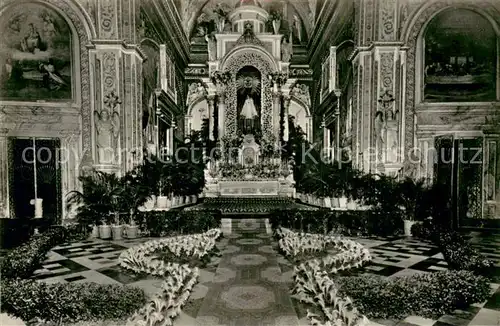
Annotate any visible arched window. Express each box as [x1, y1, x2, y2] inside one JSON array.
[[423, 9, 497, 102]]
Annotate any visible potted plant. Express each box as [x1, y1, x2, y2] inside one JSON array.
[[66, 170, 122, 239], [120, 168, 149, 239], [110, 211, 124, 240], [268, 10, 282, 34], [90, 223, 99, 238], [99, 213, 113, 239], [157, 163, 173, 209], [398, 177, 428, 236]]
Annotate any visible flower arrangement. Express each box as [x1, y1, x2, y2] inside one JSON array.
[[276, 228, 371, 326], [120, 229, 221, 326], [210, 71, 232, 86], [218, 162, 285, 180]]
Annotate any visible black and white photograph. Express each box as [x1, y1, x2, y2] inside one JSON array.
[[0, 0, 499, 325]]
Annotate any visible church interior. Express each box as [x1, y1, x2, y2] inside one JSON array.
[[0, 0, 500, 325]]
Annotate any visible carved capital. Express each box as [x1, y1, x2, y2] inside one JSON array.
[[269, 72, 288, 87], [283, 95, 291, 109]]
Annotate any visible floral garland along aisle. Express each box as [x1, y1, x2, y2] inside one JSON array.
[[276, 227, 372, 326], [119, 229, 221, 326]]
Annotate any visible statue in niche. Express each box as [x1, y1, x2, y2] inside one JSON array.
[[240, 96, 259, 132], [281, 37, 292, 62], [293, 15, 302, 43], [205, 32, 217, 61], [94, 92, 121, 164], [237, 66, 261, 135], [94, 108, 120, 164], [374, 111, 385, 145]]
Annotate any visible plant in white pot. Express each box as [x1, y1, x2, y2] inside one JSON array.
[[120, 167, 149, 239], [156, 162, 173, 209], [397, 177, 428, 236], [99, 214, 113, 239], [110, 211, 124, 240], [66, 169, 121, 240]]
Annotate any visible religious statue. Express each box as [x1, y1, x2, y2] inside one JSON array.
[[186, 82, 206, 105], [94, 108, 120, 164], [374, 111, 385, 145], [281, 38, 292, 63], [205, 32, 217, 61], [293, 15, 302, 43], [240, 96, 259, 134], [291, 83, 311, 107]]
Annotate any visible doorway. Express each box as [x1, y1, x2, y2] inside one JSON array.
[[9, 138, 62, 224], [433, 135, 497, 228]]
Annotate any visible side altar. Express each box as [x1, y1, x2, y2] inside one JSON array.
[[196, 3, 296, 198]]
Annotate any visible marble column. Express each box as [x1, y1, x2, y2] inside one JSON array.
[[283, 96, 291, 141], [272, 91, 282, 141], [207, 95, 215, 141], [0, 136, 9, 218], [216, 92, 226, 139]]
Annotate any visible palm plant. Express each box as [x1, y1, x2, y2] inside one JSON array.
[[397, 177, 428, 221], [66, 170, 124, 227], [120, 167, 151, 225]]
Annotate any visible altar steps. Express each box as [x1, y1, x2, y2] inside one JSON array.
[[186, 197, 316, 215]]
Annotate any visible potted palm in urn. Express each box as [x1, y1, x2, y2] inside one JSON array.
[[121, 168, 149, 239], [398, 177, 428, 236], [157, 162, 173, 209], [66, 170, 121, 240]]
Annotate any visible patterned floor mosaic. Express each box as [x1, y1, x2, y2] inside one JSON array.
[[30, 224, 500, 326]]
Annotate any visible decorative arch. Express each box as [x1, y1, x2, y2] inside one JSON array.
[[186, 98, 209, 134], [0, 0, 94, 152], [290, 95, 310, 113], [221, 47, 278, 136], [289, 99, 312, 142], [187, 96, 208, 117], [401, 0, 500, 156]]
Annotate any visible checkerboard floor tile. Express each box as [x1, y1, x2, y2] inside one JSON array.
[[27, 231, 500, 326], [32, 259, 89, 280], [52, 242, 128, 258]]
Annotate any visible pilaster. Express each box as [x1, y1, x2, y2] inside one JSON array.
[[0, 136, 9, 218], [353, 50, 374, 172], [89, 43, 144, 174], [207, 95, 216, 141]]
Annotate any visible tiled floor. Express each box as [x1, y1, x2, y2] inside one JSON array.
[[30, 227, 500, 326]]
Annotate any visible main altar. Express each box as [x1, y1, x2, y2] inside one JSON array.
[[186, 2, 297, 198]]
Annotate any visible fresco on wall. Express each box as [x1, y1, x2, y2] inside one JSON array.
[[0, 4, 72, 101], [424, 9, 497, 102]]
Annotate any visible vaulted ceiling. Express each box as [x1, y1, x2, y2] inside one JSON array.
[[172, 0, 322, 40]]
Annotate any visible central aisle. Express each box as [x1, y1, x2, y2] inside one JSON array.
[[195, 218, 299, 326]]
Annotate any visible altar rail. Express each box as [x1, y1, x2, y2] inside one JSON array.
[[205, 180, 294, 198]]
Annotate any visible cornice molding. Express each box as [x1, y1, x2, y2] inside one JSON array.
[[308, 0, 352, 66], [149, 0, 190, 68]]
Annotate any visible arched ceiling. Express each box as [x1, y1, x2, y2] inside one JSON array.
[[176, 0, 318, 39]]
